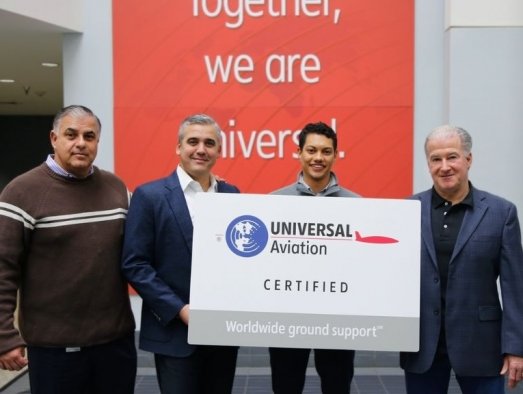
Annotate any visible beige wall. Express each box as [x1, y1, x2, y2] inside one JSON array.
[[0, 0, 82, 32], [445, 0, 523, 28]]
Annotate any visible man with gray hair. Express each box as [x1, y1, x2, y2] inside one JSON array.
[[400, 125, 523, 393], [0, 105, 136, 393], [122, 114, 240, 393]]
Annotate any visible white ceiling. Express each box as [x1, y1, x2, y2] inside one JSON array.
[[0, 9, 65, 115]]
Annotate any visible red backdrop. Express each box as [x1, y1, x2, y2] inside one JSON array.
[[113, 0, 414, 197]]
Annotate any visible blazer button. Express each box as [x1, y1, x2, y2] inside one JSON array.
[[433, 309, 439, 316], [433, 278, 439, 284]]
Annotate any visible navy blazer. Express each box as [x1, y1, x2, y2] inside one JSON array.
[[121, 171, 239, 357], [400, 186, 523, 376]]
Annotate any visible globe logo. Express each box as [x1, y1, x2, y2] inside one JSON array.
[[226, 215, 269, 257]]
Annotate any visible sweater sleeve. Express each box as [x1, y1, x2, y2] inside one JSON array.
[[0, 189, 29, 354]]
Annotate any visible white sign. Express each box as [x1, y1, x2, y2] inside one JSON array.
[[189, 193, 420, 351]]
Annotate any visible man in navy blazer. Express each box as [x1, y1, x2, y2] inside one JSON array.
[[121, 114, 239, 393], [400, 125, 523, 393]]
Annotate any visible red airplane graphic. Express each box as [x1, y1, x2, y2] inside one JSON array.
[[355, 231, 398, 244]]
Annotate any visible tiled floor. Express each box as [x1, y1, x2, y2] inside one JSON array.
[[3, 346, 523, 393]]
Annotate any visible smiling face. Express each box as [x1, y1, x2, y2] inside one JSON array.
[[50, 114, 100, 178], [176, 123, 221, 187], [426, 132, 472, 203], [299, 133, 337, 192]]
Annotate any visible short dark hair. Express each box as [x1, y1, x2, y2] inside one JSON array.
[[52, 105, 101, 132], [298, 122, 337, 151]]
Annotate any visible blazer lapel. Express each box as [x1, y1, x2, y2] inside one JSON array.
[[450, 192, 488, 263], [419, 191, 438, 270], [164, 172, 193, 250]]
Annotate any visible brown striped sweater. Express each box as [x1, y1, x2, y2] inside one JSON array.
[[0, 163, 135, 354]]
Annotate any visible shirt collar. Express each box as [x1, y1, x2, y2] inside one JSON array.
[[431, 182, 474, 209], [297, 172, 337, 195], [177, 165, 217, 192], [45, 154, 94, 178]]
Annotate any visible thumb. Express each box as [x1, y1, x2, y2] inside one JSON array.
[[500, 357, 509, 375]]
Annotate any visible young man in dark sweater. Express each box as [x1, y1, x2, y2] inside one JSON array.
[[0, 105, 136, 393]]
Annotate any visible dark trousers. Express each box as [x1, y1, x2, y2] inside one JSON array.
[[405, 353, 505, 394], [27, 333, 137, 394], [269, 347, 355, 393], [154, 345, 238, 394]]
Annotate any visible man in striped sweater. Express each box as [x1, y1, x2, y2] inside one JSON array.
[[0, 105, 136, 393]]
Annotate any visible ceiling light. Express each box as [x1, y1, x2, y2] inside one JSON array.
[[41, 62, 59, 68], [0, 79, 15, 83]]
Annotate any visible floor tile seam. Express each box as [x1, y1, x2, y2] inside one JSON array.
[[137, 366, 404, 376]]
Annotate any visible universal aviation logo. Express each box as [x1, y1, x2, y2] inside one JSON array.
[[225, 215, 399, 258], [226, 215, 269, 257]]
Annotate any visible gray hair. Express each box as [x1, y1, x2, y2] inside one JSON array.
[[424, 125, 472, 156], [52, 105, 102, 133], [178, 114, 222, 144]]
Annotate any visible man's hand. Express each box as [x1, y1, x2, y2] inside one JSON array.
[[179, 304, 190, 325], [0, 347, 28, 371], [501, 354, 523, 388]]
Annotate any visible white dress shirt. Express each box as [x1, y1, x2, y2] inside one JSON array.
[[176, 165, 217, 223]]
